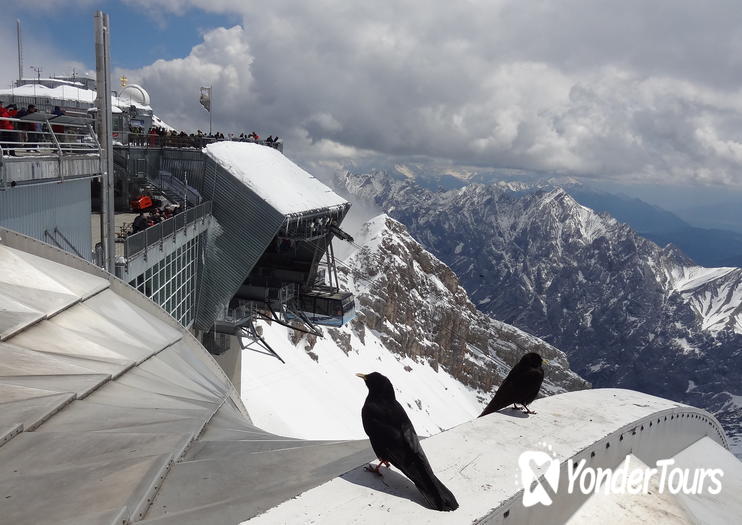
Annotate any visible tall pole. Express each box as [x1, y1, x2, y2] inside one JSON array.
[[209, 85, 213, 135], [16, 19, 23, 84], [95, 11, 115, 274]]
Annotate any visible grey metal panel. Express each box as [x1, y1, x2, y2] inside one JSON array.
[[192, 158, 285, 330], [140, 402, 373, 524], [1, 156, 100, 185], [159, 148, 204, 183], [0, 178, 92, 260]]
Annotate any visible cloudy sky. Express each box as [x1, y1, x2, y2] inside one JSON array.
[[3, 0, 742, 206]]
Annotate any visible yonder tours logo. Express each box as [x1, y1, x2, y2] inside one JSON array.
[[516, 442, 724, 507]]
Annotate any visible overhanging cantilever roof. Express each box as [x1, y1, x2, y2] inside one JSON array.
[[194, 143, 351, 330], [0, 228, 371, 524], [204, 142, 348, 217]]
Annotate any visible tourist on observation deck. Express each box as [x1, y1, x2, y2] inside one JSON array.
[[0, 101, 17, 156], [132, 212, 148, 233], [148, 127, 158, 147], [25, 105, 41, 146], [51, 106, 66, 143]]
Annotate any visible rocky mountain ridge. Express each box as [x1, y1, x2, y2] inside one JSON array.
[[336, 214, 588, 396], [338, 170, 742, 455]]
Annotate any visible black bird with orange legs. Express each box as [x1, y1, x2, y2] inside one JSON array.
[[356, 372, 459, 511], [480, 352, 545, 417]]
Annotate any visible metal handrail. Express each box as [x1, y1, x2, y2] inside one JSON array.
[[122, 201, 212, 260], [2, 114, 284, 155], [0, 114, 100, 157]]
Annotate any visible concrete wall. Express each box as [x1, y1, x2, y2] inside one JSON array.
[[210, 334, 243, 393]]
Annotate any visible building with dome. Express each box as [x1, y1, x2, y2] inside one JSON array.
[[0, 76, 155, 142]]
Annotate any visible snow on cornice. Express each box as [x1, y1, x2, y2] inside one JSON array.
[[205, 141, 348, 216]]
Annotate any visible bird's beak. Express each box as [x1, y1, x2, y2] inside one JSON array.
[[543, 359, 550, 365], [355, 373, 367, 380]]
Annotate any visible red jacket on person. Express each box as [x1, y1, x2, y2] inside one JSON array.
[[0, 107, 14, 130]]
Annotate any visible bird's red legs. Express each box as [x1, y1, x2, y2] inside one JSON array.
[[365, 460, 391, 475], [522, 405, 537, 414]]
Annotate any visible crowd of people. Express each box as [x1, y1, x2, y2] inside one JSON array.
[[0, 102, 77, 156], [128, 126, 281, 150], [2, 99, 283, 155], [130, 205, 181, 234], [237, 131, 281, 144], [0, 101, 45, 156]]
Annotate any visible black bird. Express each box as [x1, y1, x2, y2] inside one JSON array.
[[356, 372, 459, 511], [480, 352, 545, 417]]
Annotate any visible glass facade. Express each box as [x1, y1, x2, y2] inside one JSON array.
[[128, 235, 201, 327]]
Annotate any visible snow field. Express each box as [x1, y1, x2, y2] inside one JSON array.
[[240, 320, 486, 441]]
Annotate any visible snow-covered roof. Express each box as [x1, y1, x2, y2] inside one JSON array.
[[0, 83, 96, 104], [244, 388, 740, 525], [0, 84, 153, 111], [118, 84, 150, 107], [204, 141, 348, 216], [20, 77, 85, 87]]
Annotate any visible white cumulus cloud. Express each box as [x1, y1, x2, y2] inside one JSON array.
[[111, 1, 742, 186]]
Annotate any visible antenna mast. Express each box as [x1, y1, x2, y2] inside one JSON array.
[[17, 19, 23, 84]]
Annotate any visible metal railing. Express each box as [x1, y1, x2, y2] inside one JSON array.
[[4, 94, 95, 112], [0, 114, 100, 157], [121, 201, 212, 260], [127, 134, 217, 149], [125, 133, 284, 152]]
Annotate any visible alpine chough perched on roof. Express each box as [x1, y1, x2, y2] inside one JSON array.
[[480, 352, 545, 417], [356, 372, 459, 511]]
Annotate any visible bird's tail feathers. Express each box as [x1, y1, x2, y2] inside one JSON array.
[[479, 395, 507, 417], [405, 466, 459, 511], [428, 475, 459, 511]]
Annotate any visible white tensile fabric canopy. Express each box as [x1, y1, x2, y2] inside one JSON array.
[[0, 231, 370, 525]]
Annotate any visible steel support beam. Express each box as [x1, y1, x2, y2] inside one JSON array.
[[94, 11, 115, 274]]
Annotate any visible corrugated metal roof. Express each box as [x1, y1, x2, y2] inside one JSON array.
[[193, 159, 287, 330]]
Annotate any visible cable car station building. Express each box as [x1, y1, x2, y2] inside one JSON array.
[[0, 102, 356, 388]]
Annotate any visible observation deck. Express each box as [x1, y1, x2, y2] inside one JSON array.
[[0, 112, 101, 186], [0, 113, 101, 260]]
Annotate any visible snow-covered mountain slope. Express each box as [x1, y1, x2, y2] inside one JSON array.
[[338, 170, 742, 457], [240, 320, 486, 440], [240, 215, 588, 440], [663, 265, 742, 334]]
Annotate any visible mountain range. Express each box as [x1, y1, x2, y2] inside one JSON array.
[[337, 170, 742, 456], [347, 163, 742, 267]]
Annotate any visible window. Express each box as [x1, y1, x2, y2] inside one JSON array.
[[125, 233, 202, 327]]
